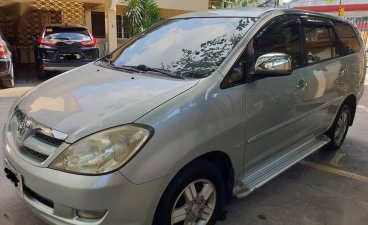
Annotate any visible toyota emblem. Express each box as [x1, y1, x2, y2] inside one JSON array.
[[17, 117, 27, 136]]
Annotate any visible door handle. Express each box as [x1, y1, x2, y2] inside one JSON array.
[[297, 80, 308, 89]]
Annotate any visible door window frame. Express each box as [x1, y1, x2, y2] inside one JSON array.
[[221, 15, 304, 89], [300, 16, 342, 66]]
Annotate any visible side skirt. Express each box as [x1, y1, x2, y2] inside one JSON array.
[[234, 135, 330, 199]]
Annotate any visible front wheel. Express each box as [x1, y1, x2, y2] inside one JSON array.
[[153, 160, 224, 225], [324, 104, 351, 151]]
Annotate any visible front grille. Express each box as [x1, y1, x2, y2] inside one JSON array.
[[24, 186, 54, 208], [35, 132, 64, 147], [23, 147, 49, 162]]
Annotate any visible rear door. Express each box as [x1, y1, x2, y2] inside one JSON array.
[[300, 17, 347, 133]]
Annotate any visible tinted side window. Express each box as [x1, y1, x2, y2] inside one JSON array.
[[334, 22, 361, 55], [304, 25, 333, 64], [254, 17, 302, 67]]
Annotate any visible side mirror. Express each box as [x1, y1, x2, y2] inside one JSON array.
[[255, 53, 293, 76]]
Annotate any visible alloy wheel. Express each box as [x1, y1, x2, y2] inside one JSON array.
[[171, 179, 217, 225]]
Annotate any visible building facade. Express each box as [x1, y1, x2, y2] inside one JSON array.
[[0, 0, 208, 63]]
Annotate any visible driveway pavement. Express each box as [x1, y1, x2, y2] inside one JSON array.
[[0, 72, 367, 225]]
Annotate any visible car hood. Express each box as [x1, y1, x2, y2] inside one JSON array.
[[17, 64, 198, 143]]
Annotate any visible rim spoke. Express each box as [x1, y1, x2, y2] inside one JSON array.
[[171, 205, 188, 224], [335, 128, 340, 138], [201, 205, 213, 220], [184, 183, 198, 202], [200, 184, 215, 201], [338, 118, 344, 129]]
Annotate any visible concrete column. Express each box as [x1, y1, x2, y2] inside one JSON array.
[[85, 9, 92, 30], [105, 0, 117, 52]]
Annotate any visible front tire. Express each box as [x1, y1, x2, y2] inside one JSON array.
[[153, 160, 225, 225], [324, 104, 351, 151]]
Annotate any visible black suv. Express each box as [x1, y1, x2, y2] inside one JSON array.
[[35, 24, 99, 79]]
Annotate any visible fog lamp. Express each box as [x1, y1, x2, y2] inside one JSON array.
[[76, 209, 107, 219]]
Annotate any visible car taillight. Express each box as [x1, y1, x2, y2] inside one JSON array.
[[81, 32, 97, 47], [81, 37, 97, 47], [0, 43, 8, 58], [37, 37, 58, 46]]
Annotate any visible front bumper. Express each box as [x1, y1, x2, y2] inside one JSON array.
[[2, 134, 167, 225], [41, 61, 93, 72]]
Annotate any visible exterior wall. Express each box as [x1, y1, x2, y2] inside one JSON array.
[[32, 0, 85, 26], [155, 0, 208, 11], [0, 0, 86, 63], [160, 8, 191, 18]]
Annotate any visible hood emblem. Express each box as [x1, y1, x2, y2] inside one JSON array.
[[17, 116, 27, 136]]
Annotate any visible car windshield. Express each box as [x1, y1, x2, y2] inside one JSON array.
[[101, 17, 257, 78], [44, 27, 91, 41]]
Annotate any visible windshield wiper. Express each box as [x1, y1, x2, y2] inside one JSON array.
[[98, 60, 143, 73], [124, 65, 184, 80]]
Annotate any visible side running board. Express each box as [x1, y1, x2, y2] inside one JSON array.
[[234, 135, 330, 199]]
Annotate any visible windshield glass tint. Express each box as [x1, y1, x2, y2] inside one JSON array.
[[106, 17, 256, 78], [44, 28, 91, 41]]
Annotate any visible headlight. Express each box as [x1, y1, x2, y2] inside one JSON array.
[[49, 124, 153, 175]]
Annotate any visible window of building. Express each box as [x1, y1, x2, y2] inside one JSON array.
[[116, 15, 123, 38], [334, 22, 361, 55], [122, 16, 131, 39], [91, 12, 105, 38], [303, 25, 332, 64]]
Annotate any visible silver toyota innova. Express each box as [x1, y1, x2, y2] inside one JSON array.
[[2, 8, 366, 225]]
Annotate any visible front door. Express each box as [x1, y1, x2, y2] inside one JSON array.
[[244, 16, 314, 170]]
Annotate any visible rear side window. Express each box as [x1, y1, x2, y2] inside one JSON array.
[[44, 27, 92, 42], [303, 25, 333, 64], [334, 22, 361, 55]]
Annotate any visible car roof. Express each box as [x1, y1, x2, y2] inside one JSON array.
[[44, 24, 88, 29], [172, 8, 349, 23]]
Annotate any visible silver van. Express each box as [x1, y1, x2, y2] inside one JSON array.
[[2, 8, 366, 225]]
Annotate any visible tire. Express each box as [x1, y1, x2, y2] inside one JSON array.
[[1, 78, 14, 88], [153, 160, 225, 225], [324, 104, 351, 151]]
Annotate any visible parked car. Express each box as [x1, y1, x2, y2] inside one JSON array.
[[34, 24, 99, 79], [2, 9, 366, 225], [0, 33, 14, 88]]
